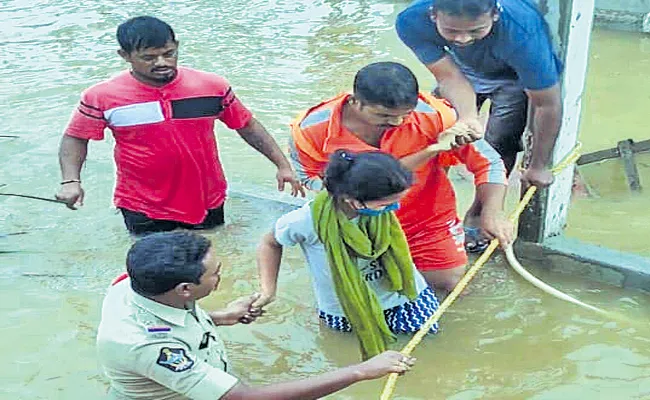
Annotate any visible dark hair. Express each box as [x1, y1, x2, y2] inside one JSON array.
[[431, 0, 496, 18], [324, 150, 413, 202], [353, 62, 419, 109], [126, 232, 211, 296], [117, 16, 176, 54]]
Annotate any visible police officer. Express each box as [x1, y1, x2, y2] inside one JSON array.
[[96, 231, 415, 400]]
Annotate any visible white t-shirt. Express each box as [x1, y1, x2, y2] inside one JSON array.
[[274, 202, 428, 317]]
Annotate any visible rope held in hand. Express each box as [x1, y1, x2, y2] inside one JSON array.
[[379, 143, 582, 400]]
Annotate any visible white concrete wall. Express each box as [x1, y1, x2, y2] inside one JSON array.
[[519, 0, 595, 242], [543, 0, 595, 238]]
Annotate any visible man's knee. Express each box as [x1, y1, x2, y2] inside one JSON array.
[[440, 267, 465, 291], [421, 266, 466, 293]]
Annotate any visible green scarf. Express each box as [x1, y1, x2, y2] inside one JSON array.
[[311, 191, 417, 360]]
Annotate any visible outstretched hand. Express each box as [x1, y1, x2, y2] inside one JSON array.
[[212, 293, 266, 325], [356, 351, 416, 380], [276, 166, 305, 198]]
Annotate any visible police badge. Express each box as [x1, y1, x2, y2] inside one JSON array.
[[156, 347, 195, 372]]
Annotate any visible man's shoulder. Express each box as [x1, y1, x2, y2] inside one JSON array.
[[178, 67, 231, 89], [296, 96, 342, 132], [414, 94, 451, 115], [300, 107, 333, 130], [277, 202, 313, 227], [409, 93, 457, 131], [81, 70, 132, 97], [98, 282, 157, 344], [397, 0, 431, 21], [97, 309, 174, 370], [396, 0, 436, 35], [274, 202, 321, 248], [498, 0, 549, 38]]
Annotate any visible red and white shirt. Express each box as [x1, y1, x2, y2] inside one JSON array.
[[65, 67, 253, 224]]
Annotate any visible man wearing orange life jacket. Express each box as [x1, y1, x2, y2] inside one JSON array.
[[289, 62, 513, 294]]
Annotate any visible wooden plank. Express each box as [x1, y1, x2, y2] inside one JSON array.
[[617, 139, 642, 192], [634, 138, 650, 153], [576, 138, 650, 165], [577, 147, 620, 165]]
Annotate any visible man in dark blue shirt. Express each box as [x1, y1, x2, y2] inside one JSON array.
[[396, 0, 563, 252]]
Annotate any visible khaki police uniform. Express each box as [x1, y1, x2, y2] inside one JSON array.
[[96, 278, 238, 399]]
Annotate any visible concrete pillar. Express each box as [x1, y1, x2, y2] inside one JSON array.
[[519, 0, 596, 242]]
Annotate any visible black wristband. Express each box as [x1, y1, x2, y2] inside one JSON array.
[[60, 179, 81, 185]]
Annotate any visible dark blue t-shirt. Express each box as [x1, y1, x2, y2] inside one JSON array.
[[395, 0, 562, 93]]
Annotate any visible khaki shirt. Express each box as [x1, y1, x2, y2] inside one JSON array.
[[96, 279, 238, 399]]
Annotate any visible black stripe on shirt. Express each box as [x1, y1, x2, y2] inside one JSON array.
[[221, 87, 234, 108], [171, 96, 226, 119], [80, 101, 102, 112], [78, 108, 105, 120]]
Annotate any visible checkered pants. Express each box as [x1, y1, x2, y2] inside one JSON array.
[[318, 287, 440, 334]]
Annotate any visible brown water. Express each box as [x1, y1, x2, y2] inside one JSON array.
[[566, 30, 650, 257], [1, 1, 649, 399]]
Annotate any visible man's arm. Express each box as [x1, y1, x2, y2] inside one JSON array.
[[427, 57, 483, 133], [129, 340, 413, 400], [236, 117, 290, 169], [288, 134, 327, 191], [222, 351, 414, 400], [501, 13, 562, 186], [399, 121, 481, 171], [209, 293, 263, 326], [474, 182, 512, 245], [399, 146, 442, 171], [524, 83, 562, 185], [55, 135, 89, 209], [56, 88, 108, 209], [475, 183, 506, 212], [236, 118, 304, 197], [454, 140, 513, 247]]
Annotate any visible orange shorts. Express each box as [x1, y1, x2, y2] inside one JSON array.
[[407, 218, 468, 271]]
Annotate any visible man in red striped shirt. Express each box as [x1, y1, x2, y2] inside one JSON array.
[[56, 16, 303, 235]]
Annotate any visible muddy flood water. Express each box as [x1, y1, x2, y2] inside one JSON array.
[[1, 1, 649, 399]]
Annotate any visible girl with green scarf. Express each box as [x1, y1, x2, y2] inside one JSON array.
[[254, 150, 440, 360]]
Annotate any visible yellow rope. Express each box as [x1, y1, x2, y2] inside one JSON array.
[[379, 143, 582, 400]]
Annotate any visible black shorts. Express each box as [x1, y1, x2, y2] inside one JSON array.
[[475, 85, 528, 158], [120, 206, 225, 236]]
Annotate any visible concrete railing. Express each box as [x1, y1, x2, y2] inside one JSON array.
[[594, 8, 650, 32]]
